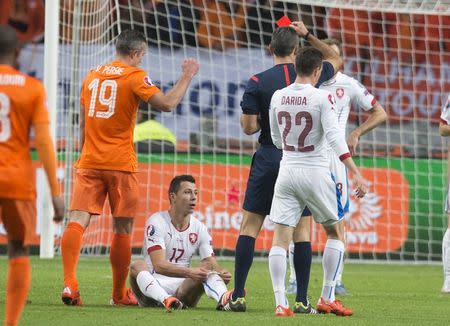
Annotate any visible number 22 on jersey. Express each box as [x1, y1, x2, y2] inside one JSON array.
[[0, 92, 11, 142], [278, 110, 314, 152], [87, 78, 117, 119]]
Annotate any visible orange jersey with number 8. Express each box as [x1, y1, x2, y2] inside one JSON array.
[[77, 60, 160, 172], [0, 65, 49, 200]]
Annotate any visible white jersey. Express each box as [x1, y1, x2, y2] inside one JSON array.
[[441, 94, 450, 125], [319, 73, 376, 213], [143, 211, 214, 271], [270, 83, 350, 168], [319, 72, 376, 131]]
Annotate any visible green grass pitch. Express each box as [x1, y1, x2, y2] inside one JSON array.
[[0, 257, 448, 325]]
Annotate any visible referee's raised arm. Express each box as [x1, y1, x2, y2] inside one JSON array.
[[290, 21, 343, 74]]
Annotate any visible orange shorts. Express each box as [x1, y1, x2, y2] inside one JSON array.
[[0, 198, 36, 246], [69, 169, 139, 218]]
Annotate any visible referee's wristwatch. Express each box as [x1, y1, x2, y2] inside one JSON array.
[[303, 31, 311, 40]]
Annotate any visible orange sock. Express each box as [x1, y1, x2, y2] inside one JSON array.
[[110, 233, 131, 300], [61, 222, 84, 291], [5, 257, 31, 326]]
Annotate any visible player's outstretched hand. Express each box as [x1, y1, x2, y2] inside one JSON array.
[[219, 270, 232, 284], [347, 131, 360, 156], [182, 58, 200, 79], [189, 267, 209, 282], [289, 21, 309, 38], [352, 173, 368, 199], [52, 196, 65, 223]]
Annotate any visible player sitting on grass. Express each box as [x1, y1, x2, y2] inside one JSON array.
[[60, 29, 199, 307], [129, 175, 233, 311], [268, 46, 367, 317]]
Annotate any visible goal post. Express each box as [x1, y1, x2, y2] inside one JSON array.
[[31, 0, 450, 262], [39, 0, 60, 259]]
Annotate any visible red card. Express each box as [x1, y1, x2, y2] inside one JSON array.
[[276, 16, 292, 27]]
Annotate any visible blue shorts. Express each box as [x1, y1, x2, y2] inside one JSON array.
[[243, 145, 311, 217]]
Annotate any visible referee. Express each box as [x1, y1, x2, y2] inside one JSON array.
[[224, 20, 342, 313]]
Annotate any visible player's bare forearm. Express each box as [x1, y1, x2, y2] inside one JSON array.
[[34, 123, 60, 197], [341, 156, 368, 198], [148, 76, 194, 112], [153, 260, 194, 278], [200, 257, 232, 283], [440, 123, 450, 136], [341, 156, 360, 177], [150, 249, 207, 280], [240, 114, 260, 135], [149, 249, 191, 277], [351, 102, 387, 138], [162, 76, 192, 110], [149, 58, 199, 111], [290, 21, 342, 72], [308, 35, 342, 70]]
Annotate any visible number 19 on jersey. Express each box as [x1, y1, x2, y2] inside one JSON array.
[[87, 78, 117, 119]]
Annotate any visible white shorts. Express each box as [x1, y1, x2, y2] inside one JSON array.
[[152, 273, 185, 295], [329, 153, 350, 214], [269, 166, 344, 227]]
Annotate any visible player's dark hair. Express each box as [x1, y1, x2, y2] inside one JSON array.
[[295, 46, 323, 76], [169, 175, 196, 197], [115, 29, 147, 56], [0, 25, 18, 58], [322, 38, 342, 57], [270, 27, 299, 57]]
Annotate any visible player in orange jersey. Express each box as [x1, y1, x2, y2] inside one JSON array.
[[0, 25, 64, 326], [60, 29, 200, 306]]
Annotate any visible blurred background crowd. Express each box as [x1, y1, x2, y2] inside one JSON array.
[[2, 0, 448, 61]]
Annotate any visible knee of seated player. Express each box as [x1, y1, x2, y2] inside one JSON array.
[[69, 210, 91, 229], [7, 240, 29, 259], [112, 217, 134, 234], [239, 210, 265, 238], [129, 260, 148, 278], [293, 216, 311, 242], [176, 279, 204, 306]]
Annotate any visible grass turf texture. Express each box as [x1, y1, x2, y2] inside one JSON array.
[[0, 257, 448, 325]]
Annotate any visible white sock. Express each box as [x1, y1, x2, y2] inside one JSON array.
[[336, 264, 344, 286], [443, 228, 450, 282], [288, 242, 296, 283], [203, 272, 227, 303], [269, 246, 288, 308], [136, 271, 170, 303], [321, 239, 345, 303]]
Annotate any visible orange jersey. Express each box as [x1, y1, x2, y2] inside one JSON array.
[[0, 65, 49, 200], [76, 60, 160, 172]]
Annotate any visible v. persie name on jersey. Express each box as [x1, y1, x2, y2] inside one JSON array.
[[281, 95, 307, 106], [0, 74, 25, 86], [95, 65, 124, 75]]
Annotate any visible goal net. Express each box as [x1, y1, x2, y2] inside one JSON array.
[[16, 0, 449, 262]]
